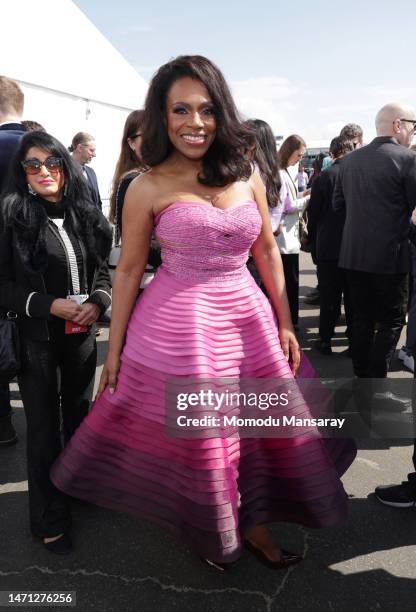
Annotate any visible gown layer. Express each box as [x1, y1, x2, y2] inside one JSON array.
[[51, 200, 356, 562]]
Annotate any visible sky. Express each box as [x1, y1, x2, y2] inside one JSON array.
[[74, 0, 416, 144]]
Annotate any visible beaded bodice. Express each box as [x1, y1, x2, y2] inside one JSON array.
[[154, 200, 261, 282]]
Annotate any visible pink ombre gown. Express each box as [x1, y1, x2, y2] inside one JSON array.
[[51, 200, 355, 563]]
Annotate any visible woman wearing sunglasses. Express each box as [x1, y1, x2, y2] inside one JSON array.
[[0, 130, 112, 554]]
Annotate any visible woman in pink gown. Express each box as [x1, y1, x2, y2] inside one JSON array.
[[51, 55, 355, 568]]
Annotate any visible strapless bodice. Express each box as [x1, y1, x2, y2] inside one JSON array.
[[154, 200, 261, 283]]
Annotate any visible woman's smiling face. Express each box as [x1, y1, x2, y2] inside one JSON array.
[[165, 77, 217, 161]]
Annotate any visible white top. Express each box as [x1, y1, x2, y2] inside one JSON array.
[[276, 169, 309, 255]]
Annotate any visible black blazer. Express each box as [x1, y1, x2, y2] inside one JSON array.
[[84, 165, 102, 210], [0, 123, 26, 193], [0, 205, 111, 342], [333, 137, 416, 274], [307, 158, 346, 262]]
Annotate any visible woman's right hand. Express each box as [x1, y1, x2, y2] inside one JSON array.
[[95, 352, 120, 400], [50, 298, 83, 321]]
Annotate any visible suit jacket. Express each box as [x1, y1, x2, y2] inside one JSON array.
[[333, 137, 416, 274], [84, 165, 102, 210], [307, 158, 346, 261], [0, 123, 26, 193]]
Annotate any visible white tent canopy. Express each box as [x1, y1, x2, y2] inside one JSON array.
[[1, 0, 148, 213]]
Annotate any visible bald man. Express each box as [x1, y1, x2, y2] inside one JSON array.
[[334, 102, 416, 377], [333, 103, 416, 506]]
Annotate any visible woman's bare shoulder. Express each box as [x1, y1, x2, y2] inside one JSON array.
[[124, 166, 176, 214]]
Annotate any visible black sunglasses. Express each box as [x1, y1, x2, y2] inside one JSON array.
[[400, 118, 416, 129], [21, 157, 63, 175]]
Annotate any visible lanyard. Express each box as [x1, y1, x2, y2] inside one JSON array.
[[49, 217, 86, 295]]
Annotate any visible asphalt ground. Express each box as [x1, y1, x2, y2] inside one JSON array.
[[1, 252, 415, 611]]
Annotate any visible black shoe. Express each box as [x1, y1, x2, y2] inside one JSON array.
[[244, 540, 303, 570], [43, 532, 72, 555], [0, 415, 17, 446], [375, 480, 416, 508], [372, 391, 410, 413], [316, 340, 332, 355]]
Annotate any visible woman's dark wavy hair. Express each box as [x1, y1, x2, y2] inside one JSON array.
[[243, 119, 281, 208], [278, 134, 306, 170], [2, 130, 112, 268], [140, 55, 253, 186]]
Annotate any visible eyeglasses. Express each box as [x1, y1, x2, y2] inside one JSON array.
[[400, 118, 416, 129], [21, 157, 63, 175]]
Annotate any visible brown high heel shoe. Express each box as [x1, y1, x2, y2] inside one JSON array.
[[244, 540, 303, 569]]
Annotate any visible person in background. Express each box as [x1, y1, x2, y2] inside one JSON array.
[[307, 136, 354, 355], [307, 152, 326, 188], [0, 75, 26, 447], [69, 132, 102, 210], [277, 135, 310, 327], [21, 120, 46, 132], [375, 207, 416, 509], [295, 164, 308, 192], [242, 118, 282, 286], [0, 130, 112, 554], [334, 102, 416, 379], [70, 132, 108, 327], [109, 110, 161, 289], [339, 123, 364, 149]]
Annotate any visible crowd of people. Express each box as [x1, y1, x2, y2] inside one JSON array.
[[0, 55, 415, 569]]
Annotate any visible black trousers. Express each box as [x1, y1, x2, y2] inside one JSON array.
[[0, 382, 11, 418], [18, 327, 96, 538], [346, 271, 408, 378], [281, 253, 299, 325], [317, 261, 354, 343]]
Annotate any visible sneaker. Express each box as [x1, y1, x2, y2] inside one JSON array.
[[398, 346, 410, 361], [403, 353, 414, 373], [375, 480, 416, 508], [0, 415, 17, 446]]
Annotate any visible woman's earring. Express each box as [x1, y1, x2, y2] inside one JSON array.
[[27, 184, 37, 196]]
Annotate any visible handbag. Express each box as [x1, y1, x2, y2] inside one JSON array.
[[299, 209, 311, 252], [0, 309, 20, 382]]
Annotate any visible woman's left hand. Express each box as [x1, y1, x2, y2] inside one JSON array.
[[279, 327, 301, 376], [72, 303, 101, 326]]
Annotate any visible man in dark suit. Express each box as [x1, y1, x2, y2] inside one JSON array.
[[0, 76, 26, 446], [334, 103, 416, 508], [307, 136, 354, 355], [334, 102, 416, 378], [69, 132, 102, 210]]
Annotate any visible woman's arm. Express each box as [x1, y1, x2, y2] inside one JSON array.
[[249, 173, 300, 374], [96, 176, 153, 397]]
